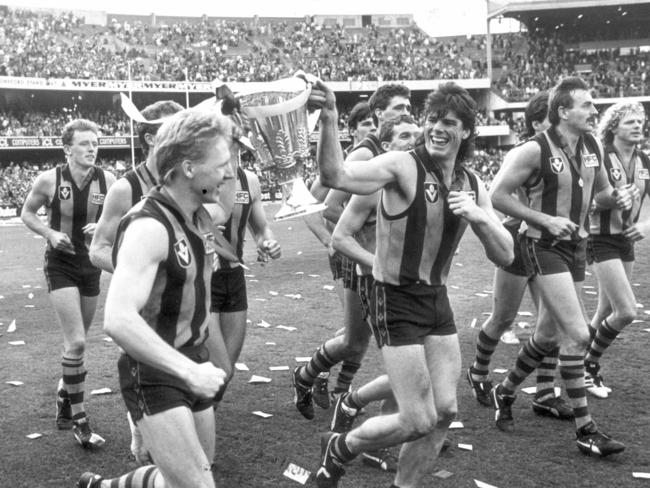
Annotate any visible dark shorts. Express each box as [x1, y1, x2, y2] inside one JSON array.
[[118, 345, 214, 421], [525, 237, 587, 282], [211, 266, 247, 313], [341, 256, 359, 292], [499, 224, 534, 277], [587, 234, 635, 264], [369, 281, 456, 348], [43, 251, 101, 296], [357, 274, 374, 320], [329, 252, 344, 281]]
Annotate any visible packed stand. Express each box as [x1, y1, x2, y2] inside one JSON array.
[[0, 109, 129, 137]]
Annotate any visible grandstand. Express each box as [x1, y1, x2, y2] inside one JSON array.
[[2, 2, 650, 213]]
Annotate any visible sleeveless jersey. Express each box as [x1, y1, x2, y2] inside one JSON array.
[[373, 144, 479, 286], [48, 163, 108, 256], [351, 133, 383, 157], [123, 162, 157, 206], [590, 145, 650, 235], [219, 167, 253, 268], [525, 128, 602, 241], [113, 188, 214, 349], [502, 138, 532, 230]]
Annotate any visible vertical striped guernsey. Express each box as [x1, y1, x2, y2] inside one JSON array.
[[219, 167, 252, 268], [113, 188, 214, 349], [123, 162, 158, 206], [525, 128, 602, 241], [373, 144, 479, 286], [49, 163, 107, 255], [590, 145, 650, 235]]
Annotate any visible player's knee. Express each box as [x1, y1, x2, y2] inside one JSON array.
[[435, 403, 457, 425], [399, 408, 437, 440], [615, 304, 636, 325]]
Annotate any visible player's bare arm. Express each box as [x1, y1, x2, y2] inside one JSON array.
[[89, 177, 132, 272], [104, 217, 226, 399], [21, 170, 75, 254], [490, 141, 578, 238], [449, 177, 513, 267], [331, 192, 377, 270], [246, 171, 281, 260]]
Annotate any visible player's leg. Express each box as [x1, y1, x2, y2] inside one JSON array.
[[219, 311, 247, 367], [392, 333, 460, 488], [468, 267, 528, 406]]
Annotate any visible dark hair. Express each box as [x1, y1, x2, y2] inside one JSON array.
[[424, 82, 477, 163], [61, 119, 98, 146], [524, 91, 549, 138], [136, 100, 184, 156], [347, 102, 372, 133], [378, 114, 418, 144], [368, 83, 411, 125], [547, 76, 589, 126]]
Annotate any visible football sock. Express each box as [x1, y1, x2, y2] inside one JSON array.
[[332, 433, 357, 464], [62, 354, 86, 422], [345, 389, 367, 410], [301, 345, 337, 386], [585, 319, 619, 365], [559, 354, 591, 429], [99, 466, 162, 487], [470, 329, 499, 379], [535, 347, 559, 401], [502, 337, 550, 396], [335, 360, 361, 393]]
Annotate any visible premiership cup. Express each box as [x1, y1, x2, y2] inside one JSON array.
[[237, 76, 326, 221]]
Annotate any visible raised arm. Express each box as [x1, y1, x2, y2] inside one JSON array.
[[104, 217, 225, 399], [89, 178, 132, 272], [331, 192, 377, 270], [21, 171, 74, 254], [302, 176, 334, 247]]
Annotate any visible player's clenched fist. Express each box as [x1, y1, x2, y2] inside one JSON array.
[[186, 362, 227, 399]]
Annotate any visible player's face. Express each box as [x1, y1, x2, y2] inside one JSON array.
[[423, 110, 469, 160], [613, 111, 645, 145], [388, 122, 421, 152], [194, 136, 234, 203], [353, 116, 376, 142], [565, 89, 598, 133], [378, 96, 411, 126], [66, 130, 99, 167]]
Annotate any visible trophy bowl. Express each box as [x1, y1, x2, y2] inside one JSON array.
[[237, 76, 326, 221]]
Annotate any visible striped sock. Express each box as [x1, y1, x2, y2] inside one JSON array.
[[299, 345, 337, 387], [100, 466, 161, 488], [335, 360, 361, 393], [585, 319, 619, 364], [470, 329, 499, 379], [345, 389, 367, 410], [559, 354, 591, 429], [332, 433, 357, 464], [535, 347, 559, 401], [62, 355, 86, 422], [502, 337, 550, 396]]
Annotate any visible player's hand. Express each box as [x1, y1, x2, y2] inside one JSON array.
[[448, 191, 483, 222], [614, 186, 634, 211], [82, 223, 97, 237], [623, 224, 645, 242], [308, 79, 337, 114], [260, 239, 281, 260], [185, 362, 227, 400], [48, 230, 75, 254], [542, 215, 578, 238]]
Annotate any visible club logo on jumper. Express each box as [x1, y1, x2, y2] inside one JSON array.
[[582, 153, 599, 168], [91, 193, 105, 205], [424, 182, 439, 204], [173, 237, 192, 268], [639, 168, 650, 180], [235, 191, 250, 205], [58, 186, 71, 200], [610, 168, 622, 182], [549, 157, 564, 174]]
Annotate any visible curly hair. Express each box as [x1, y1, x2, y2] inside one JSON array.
[[596, 101, 646, 145]]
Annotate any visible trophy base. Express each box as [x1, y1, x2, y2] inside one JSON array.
[[273, 202, 326, 222]]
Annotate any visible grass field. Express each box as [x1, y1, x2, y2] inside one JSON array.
[[1, 202, 650, 488]]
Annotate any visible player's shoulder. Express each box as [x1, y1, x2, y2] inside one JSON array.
[[346, 146, 374, 162]]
